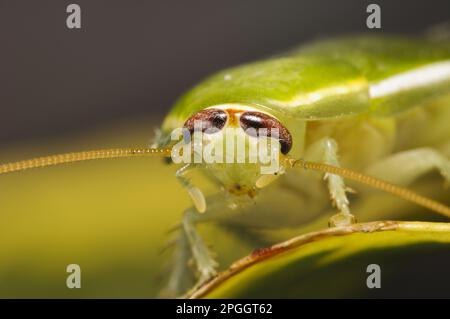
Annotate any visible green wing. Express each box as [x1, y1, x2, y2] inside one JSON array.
[[162, 35, 450, 133], [296, 35, 450, 115]]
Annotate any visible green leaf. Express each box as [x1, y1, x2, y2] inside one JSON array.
[[188, 221, 450, 298]]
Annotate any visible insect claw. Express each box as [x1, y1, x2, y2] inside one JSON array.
[[328, 212, 357, 228]]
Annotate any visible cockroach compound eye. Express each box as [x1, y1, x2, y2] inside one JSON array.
[[183, 108, 228, 136], [239, 111, 293, 155]]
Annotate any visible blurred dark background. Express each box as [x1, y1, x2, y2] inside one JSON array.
[[1, 0, 449, 147]]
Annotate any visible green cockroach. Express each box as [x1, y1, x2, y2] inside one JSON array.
[[1, 34, 450, 296]]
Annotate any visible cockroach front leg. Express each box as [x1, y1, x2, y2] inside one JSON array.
[[162, 166, 216, 297], [163, 207, 218, 297], [161, 229, 194, 298], [304, 137, 356, 227], [164, 195, 232, 297], [182, 209, 218, 286]]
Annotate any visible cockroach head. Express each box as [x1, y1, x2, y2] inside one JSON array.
[[179, 103, 292, 197]]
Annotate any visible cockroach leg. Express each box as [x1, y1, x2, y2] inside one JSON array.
[[160, 230, 194, 298], [304, 137, 356, 227], [182, 208, 218, 287], [164, 194, 233, 296]]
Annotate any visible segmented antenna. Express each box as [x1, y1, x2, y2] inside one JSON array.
[[287, 158, 450, 218], [0, 148, 171, 175], [1, 149, 449, 219]]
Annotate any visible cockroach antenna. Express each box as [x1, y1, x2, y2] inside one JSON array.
[[0, 148, 172, 175], [1, 148, 449, 219], [286, 158, 450, 219]]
